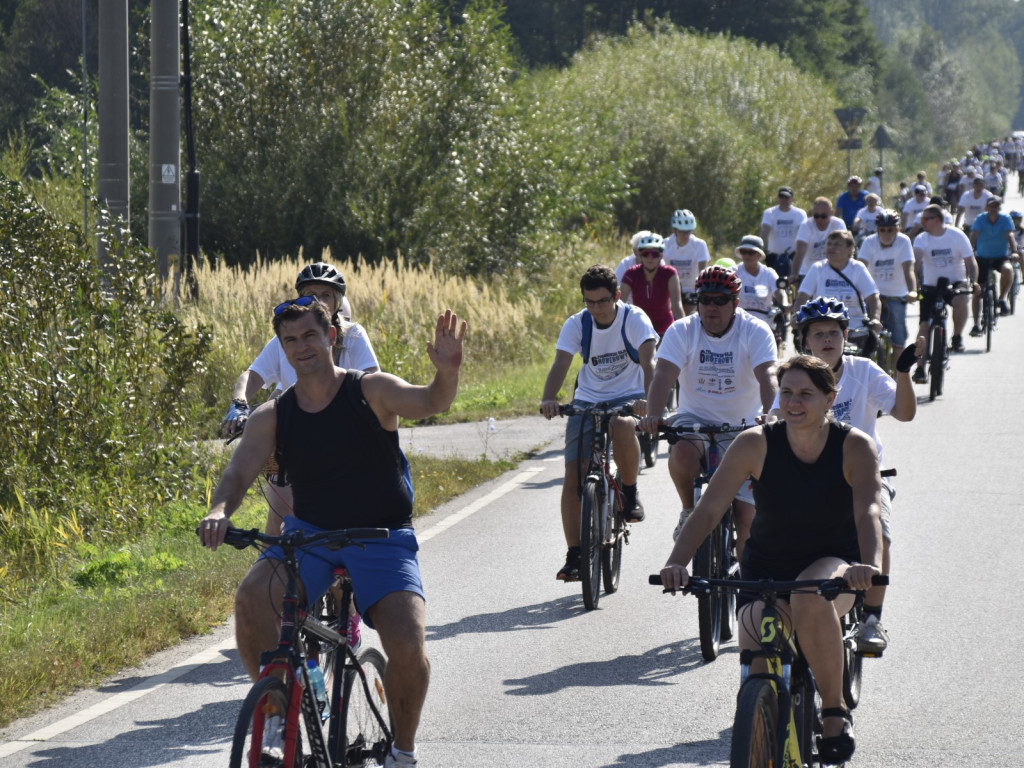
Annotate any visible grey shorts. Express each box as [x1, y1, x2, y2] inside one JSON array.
[[668, 412, 755, 505], [564, 394, 643, 463]]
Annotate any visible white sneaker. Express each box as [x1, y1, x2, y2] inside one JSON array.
[[855, 613, 889, 654], [260, 713, 285, 765], [383, 749, 418, 767], [672, 507, 693, 540]]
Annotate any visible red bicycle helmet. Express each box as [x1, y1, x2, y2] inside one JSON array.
[[695, 265, 742, 296]]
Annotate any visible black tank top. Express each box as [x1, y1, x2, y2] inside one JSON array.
[[280, 377, 413, 530], [744, 420, 860, 574]]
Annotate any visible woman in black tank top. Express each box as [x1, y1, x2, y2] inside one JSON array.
[[658, 355, 883, 763]]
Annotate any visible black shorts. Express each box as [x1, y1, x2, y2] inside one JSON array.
[[920, 281, 969, 323], [976, 257, 1009, 285]]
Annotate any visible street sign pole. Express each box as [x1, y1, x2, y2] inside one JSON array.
[[834, 107, 868, 180]]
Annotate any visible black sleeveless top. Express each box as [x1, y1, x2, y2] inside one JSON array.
[[744, 420, 860, 575], [279, 377, 413, 531]]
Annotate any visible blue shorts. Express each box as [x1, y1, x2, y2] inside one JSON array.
[[880, 296, 909, 346], [259, 517, 424, 628], [564, 393, 642, 463]]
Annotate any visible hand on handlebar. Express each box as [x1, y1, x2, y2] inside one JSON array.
[[198, 510, 231, 551], [659, 563, 691, 594], [637, 414, 662, 434], [221, 400, 250, 436], [842, 562, 882, 591], [539, 400, 561, 420]]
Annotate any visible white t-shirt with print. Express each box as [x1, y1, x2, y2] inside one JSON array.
[[249, 322, 380, 391], [663, 234, 711, 294], [853, 206, 880, 235], [735, 263, 780, 317], [857, 233, 915, 297], [795, 216, 847, 275], [913, 227, 974, 285], [657, 310, 777, 424], [798, 259, 879, 324], [760, 205, 807, 254], [958, 189, 993, 225], [556, 303, 658, 403]]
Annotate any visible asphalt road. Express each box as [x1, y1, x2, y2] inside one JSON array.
[[3, 237, 1024, 767]]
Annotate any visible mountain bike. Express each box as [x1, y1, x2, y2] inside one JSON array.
[[557, 402, 636, 610], [923, 277, 972, 402], [651, 573, 888, 768], [981, 269, 998, 353], [217, 526, 393, 768], [658, 421, 749, 661]]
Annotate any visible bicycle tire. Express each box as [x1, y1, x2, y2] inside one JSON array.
[[792, 660, 821, 764], [692, 521, 724, 661], [340, 648, 392, 767], [580, 479, 603, 610], [230, 676, 304, 768], [842, 608, 864, 710], [601, 484, 623, 594], [1011, 264, 1020, 315], [719, 510, 737, 643], [730, 678, 779, 768], [641, 430, 659, 468], [928, 322, 945, 401], [984, 284, 995, 353]]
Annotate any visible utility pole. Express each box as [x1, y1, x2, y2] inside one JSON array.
[[150, 0, 182, 287], [97, 0, 130, 269]]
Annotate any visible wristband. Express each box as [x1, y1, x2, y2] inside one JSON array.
[[895, 345, 918, 373]]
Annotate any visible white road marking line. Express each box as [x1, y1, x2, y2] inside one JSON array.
[[0, 633, 237, 757], [417, 468, 543, 543]]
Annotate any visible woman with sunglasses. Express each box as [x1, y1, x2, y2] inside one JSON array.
[[620, 233, 685, 338], [639, 266, 778, 556]]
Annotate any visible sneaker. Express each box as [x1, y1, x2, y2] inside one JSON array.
[[951, 335, 965, 353], [672, 508, 694, 540], [556, 547, 581, 582], [999, 299, 1011, 315], [969, 324, 983, 337], [622, 486, 645, 522], [260, 713, 285, 766], [855, 614, 889, 654], [348, 611, 362, 654], [384, 749, 418, 767], [911, 367, 927, 384]]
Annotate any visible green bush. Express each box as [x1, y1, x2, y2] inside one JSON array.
[[0, 175, 213, 590]]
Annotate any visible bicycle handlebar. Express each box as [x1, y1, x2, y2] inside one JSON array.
[[656, 421, 750, 444], [647, 573, 888, 600], [543, 402, 638, 418], [203, 526, 390, 551]]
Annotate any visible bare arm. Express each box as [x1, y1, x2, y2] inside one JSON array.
[[753, 360, 778, 414], [638, 357, 680, 433], [668, 274, 684, 321], [865, 293, 881, 325], [619, 282, 633, 305], [792, 240, 808, 276], [760, 223, 772, 244], [843, 429, 883, 588], [540, 349, 574, 419], [965, 254, 979, 284], [902, 261, 918, 300]]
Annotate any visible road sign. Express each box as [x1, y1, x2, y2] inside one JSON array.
[[838, 139, 863, 150], [834, 107, 868, 137], [871, 125, 895, 149]]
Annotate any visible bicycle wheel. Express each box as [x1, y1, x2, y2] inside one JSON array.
[[341, 648, 392, 767], [1011, 264, 1020, 315], [928, 323, 945, 401], [601, 483, 623, 594], [842, 607, 864, 710], [230, 676, 304, 768], [719, 510, 737, 643], [792, 660, 821, 764], [640, 430, 659, 468], [580, 479, 603, 610], [984, 285, 995, 353], [692, 519, 724, 661], [730, 678, 779, 768]]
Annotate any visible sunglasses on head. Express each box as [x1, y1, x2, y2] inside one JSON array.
[[697, 294, 732, 306], [274, 295, 321, 315]]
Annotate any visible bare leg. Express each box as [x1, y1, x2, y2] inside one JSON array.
[[560, 460, 580, 547], [667, 438, 703, 508], [610, 416, 640, 485], [235, 558, 291, 680]]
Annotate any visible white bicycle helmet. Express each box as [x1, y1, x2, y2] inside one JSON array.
[[671, 209, 697, 231], [636, 233, 665, 252]]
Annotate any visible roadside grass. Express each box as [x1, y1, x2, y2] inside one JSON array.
[[0, 453, 513, 729]]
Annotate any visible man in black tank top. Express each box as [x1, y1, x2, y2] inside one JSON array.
[[200, 299, 467, 767]]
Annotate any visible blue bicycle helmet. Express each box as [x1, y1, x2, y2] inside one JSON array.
[[795, 297, 850, 331]]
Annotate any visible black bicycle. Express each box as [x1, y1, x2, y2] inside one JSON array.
[[923, 277, 972, 402], [557, 402, 637, 610], [217, 526, 393, 768], [981, 269, 998, 353], [658, 421, 749, 661]]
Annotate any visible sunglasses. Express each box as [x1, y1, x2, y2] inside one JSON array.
[[274, 295, 321, 315], [877, 227, 896, 233], [738, 248, 758, 255], [812, 213, 830, 219], [697, 294, 732, 306], [640, 250, 662, 258]]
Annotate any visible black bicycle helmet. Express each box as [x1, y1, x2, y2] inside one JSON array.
[[795, 297, 849, 331], [295, 262, 347, 297]]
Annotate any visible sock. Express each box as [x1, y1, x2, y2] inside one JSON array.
[[622, 482, 637, 494], [863, 604, 882, 620], [391, 746, 417, 764]]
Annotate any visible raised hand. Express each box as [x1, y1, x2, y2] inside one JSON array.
[[426, 309, 467, 373]]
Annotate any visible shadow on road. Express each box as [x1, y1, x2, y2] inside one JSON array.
[[426, 595, 582, 641], [598, 728, 732, 768]]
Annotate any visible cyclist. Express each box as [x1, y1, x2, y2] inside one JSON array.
[[955, 176, 993, 230], [835, 175, 867, 229], [912, 204, 978, 379], [200, 299, 467, 768], [791, 197, 847, 282], [900, 185, 929, 232], [858, 210, 917, 361], [968, 196, 1017, 335], [775, 298, 921, 653], [540, 265, 657, 581], [662, 209, 710, 315], [620, 233, 684, 337], [851, 193, 883, 242], [794, 230, 882, 356], [760, 185, 807, 278], [614, 230, 653, 284], [221, 262, 380, 534], [638, 266, 778, 559], [733, 235, 787, 341], [660, 354, 882, 765]]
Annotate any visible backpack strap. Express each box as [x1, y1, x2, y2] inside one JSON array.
[[580, 305, 640, 365]]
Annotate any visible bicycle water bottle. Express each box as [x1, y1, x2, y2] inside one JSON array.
[[306, 659, 329, 720]]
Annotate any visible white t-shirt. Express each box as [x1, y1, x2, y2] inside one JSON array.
[[657, 310, 777, 424], [798, 259, 879, 324], [770, 355, 895, 465], [853, 206, 880, 235], [865, 176, 882, 196], [663, 234, 711, 294], [556, 303, 657, 403], [913, 226, 974, 285], [249, 322, 380, 391], [901, 197, 929, 225], [857, 233, 915, 297], [615, 254, 640, 283], [795, 216, 847, 275], [760, 205, 807, 254], [911, 209, 954, 228], [735, 263, 780, 317], [958, 189, 993, 225]]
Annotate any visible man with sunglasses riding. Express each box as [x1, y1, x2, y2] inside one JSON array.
[[201, 298, 466, 768], [638, 266, 778, 557], [791, 197, 847, 282], [857, 210, 917, 361]]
